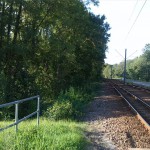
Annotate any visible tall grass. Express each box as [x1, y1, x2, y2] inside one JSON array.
[[0, 118, 88, 150]]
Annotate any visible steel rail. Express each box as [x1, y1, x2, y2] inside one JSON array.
[[112, 79, 150, 93], [111, 80, 150, 108], [112, 84, 150, 132], [126, 82, 150, 94], [119, 87, 150, 109]]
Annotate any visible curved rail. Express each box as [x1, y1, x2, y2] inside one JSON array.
[[119, 86, 150, 109], [111, 83, 150, 132]]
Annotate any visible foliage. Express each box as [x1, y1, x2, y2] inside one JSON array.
[[0, 119, 88, 150], [45, 101, 73, 120], [103, 64, 112, 78], [44, 86, 93, 120], [0, 0, 110, 118]]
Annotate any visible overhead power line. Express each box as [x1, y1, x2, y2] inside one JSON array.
[[128, 0, 139, 21], [127, 50, 139, 59], [114, 49, 124, 59], [125, 0, 148, 39]]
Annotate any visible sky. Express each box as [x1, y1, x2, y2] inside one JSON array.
[[90, 0, 150, 65]]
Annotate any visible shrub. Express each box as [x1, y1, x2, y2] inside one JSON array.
[[45, 86, 93, 120], [45, 101, 73, 120]]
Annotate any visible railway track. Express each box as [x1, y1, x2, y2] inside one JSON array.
[[112, 79, 150, 93], [110, 80, 150, 132]]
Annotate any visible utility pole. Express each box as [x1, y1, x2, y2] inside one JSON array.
[[123, 49, 127, 84]]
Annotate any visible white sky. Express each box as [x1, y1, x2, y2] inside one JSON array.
[[90, 0, 150, 64]]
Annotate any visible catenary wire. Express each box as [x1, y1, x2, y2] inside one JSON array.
[[128, 0, 139, 21], [114, 49, 124, 59], [127, 50, 139, 59], [125, 0, 148, 40]]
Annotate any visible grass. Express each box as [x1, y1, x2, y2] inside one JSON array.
[[0, 118, 89, 150]]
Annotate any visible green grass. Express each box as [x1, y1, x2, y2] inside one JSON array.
[[0, 118, 88, 150]]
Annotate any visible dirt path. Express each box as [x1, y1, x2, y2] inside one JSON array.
[[83, 82, 150, 150]]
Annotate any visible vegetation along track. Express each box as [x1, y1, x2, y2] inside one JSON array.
[[110, 80, 150, 131]]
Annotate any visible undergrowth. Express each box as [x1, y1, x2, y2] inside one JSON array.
[[0, 82, 101, 149], [0, 118, 88, 150], [44, 82, 101, 120]]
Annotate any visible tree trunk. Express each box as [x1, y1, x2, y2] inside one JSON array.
[[13, 1, 22, 43], [7, 1, 14, 43], [0, 1, 5, 47]]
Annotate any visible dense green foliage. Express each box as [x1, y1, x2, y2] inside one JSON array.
[[0, 0, 110, 122], [44, 85, 96, 120], [0, 1, 107, 148], [0, 0, 109, 105], [103, 44, 150, 81], [0, 119, 88, 150]]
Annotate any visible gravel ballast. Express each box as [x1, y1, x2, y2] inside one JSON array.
[[84, 82, 150, 150]]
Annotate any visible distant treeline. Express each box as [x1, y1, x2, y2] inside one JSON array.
[[0, 0, 110, 118], [103, 44, 150, 82]]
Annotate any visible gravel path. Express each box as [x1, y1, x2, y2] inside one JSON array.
[[84, 82, 150, 150]]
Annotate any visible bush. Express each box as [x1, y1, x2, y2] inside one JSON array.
[[45, 86, 93, 120], [45, 101, 73, 120]]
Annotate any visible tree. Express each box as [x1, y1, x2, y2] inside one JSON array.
[[0, 0, 110, 105], [110, 44, 150, 81]]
